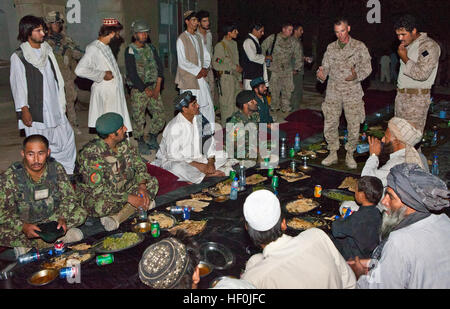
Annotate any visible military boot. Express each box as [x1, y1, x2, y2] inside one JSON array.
[[345, 151, 357, 169], [58, 228, 84, 244], [137, 137, 151, 155], [321, 151, 338, 166], [145, 133, 160, 151]]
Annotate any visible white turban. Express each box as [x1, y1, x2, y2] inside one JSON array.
[[388, 117, 424, 169]]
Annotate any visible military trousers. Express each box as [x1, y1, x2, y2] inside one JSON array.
[[290, 73, 304, 112], [395, 91, 430, 133], [269, 72, 294, 112], [130, 89, 166, 139], [65, 78, 78, 128], [219, 74, 240, 126], [206, 69, 218, 110], [322, 96, 365, 153]]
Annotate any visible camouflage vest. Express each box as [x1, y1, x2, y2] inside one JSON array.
[[13, 159, 60, 224], [128, 43, 159, 85]]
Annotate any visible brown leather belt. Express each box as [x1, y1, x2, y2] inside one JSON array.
[[397, 88, 430, 95]]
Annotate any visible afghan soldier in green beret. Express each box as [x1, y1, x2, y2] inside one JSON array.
[[125, 20, 165, 155], [76, 113, 159, 235], [0, 135, 87, 260]]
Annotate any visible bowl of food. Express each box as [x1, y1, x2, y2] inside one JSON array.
[[27, 269, 58, 287], [131, 222, 151, 234], [197, 261, 214, 278]]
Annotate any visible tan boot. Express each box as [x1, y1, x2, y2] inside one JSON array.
[[321, 151, 338, 166], [100, 216, 120, 232], [58, 228, 84, 244], [110, 203, 138, 225], [345, 152, 357, 169]]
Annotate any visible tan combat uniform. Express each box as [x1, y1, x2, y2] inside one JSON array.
[[262, 34, 303, 112], [213, 38, 242, 126], [319, 36, 372, 153], [395, 33, 441, 133]]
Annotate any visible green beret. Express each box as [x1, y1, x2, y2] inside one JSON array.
[[236, 90, 256, 107], [96, 113, 124, 135], [250, 77, 265, 89]]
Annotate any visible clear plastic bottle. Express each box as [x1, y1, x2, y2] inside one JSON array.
[[239, 165, 246, 189], [294, 133, 301, 152], [431, 130, 438, 146], [280, 138, 287, 159], [230, 177, 239, 200], [431, 155, 439, 176]]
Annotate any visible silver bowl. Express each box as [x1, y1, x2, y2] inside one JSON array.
[[27, 269, 58, 287], [199, 242, 235, 270]]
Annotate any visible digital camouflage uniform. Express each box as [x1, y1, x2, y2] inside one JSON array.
[[213, 38, 242, 126], [76, 137, 159, 218], [227, 110, 261, 160], [291, 38, 305, 111], [0, 159, 86, 248], [125, 43, 165, 140], [262, 34, 303, 112], [395, 33, 441, 133], [47, 33, 84, 128], [319, 37, 372, 153]]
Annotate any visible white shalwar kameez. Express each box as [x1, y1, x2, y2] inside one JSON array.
[[75, 40, 132, 132], [10, 43, 76, 174], [153, 113, 235, 184], [176, 32, 215, 132]]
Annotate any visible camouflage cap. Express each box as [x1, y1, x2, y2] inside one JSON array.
[[131, 20, 150, 33], [45, 11, 65, 24], [184, 10, 196, 20], [174, 91, 196, 111], [138, 238, 190, 289], [95, 113, 124, 135]]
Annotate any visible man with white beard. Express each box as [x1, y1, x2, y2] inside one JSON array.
[[348, 163, 450, 289]]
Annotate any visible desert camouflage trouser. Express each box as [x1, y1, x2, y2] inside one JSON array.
[[130, 89, 166, 139], [269, 72, 294, 112], [395, 91, 430, 133]]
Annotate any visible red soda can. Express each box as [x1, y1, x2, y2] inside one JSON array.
[[314, 185, 322, 198], [54, 240, 65, 256]]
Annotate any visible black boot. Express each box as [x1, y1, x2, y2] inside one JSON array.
[[146, 133, 159, 150]]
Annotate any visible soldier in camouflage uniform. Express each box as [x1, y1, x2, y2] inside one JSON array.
[[76, 113, 158, 235], [394, 15, 441, 133], [262, 22, 303, 113], [317, 18, 372, 169], [227, 91, 261, 160], [45, 11, 84, 135], [0, 135, 86, 258], [125, 20, 165, 155], [213, 23, 243, 126]]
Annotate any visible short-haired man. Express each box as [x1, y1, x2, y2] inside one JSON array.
[[213, 23, 243, 126], [175, 11, 215, 134], [10, 15, 77, 175], [350, 163, 450, 288], [262, 22, 303, 113], [75, 18, 133, 134], [241, 190, 356, 289], [153, 92, 233, 184], [0, 135, 87, 260], [242, 22, 271, 90], [76, 113, 158, 235], [45, 11, 84, 135], [394, 14, 441, 133], [331, 176, 383, 260], [125, 20, 165, 155], [317, 18, 372, 169]]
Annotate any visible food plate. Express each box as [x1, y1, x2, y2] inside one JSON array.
[[277, 168, 305, 178], [214, 195, 229, 203], [322, 189, 355, 202], [168, 220, 207, 237], [94, 232, 144, 254], [41, 250, 95, 270], [147, 211, 177, 230], [27, 269, 58, 287], [284, 198, 319, 215], [287, 217, 327, 231], [131, 222, 151, 234], [199, 242, 234, 270]]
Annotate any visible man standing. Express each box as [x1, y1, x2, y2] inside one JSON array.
[[290, 23, 305, 112], [45, 11, 84, 135], [242, 23, 271, 90], [154, 92, 232, 184], [317, 18, 372, 169], [394, 14, 440, 133], [125, 20, 165, 155], [213, 23, 243, 126], [262, 22, 303, 113], [75, 18, 133, 134], [176, 11, 215, 134], [0, 135, 86, 258], [196, 10, 217, 110], [10, 15, 77, 175], [76, 113, 158, 235], [350, 163, 450, 288], [379, 53, 391, 83]]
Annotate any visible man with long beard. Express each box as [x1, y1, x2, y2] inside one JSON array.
[[75, 18, 132, 134], [348, 163, 450, 288]]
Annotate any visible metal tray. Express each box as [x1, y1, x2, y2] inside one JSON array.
[[283, 198, 319, 215], [41, 250, 95, 270], [147, 211, 177, 230], [93, 232, 145, 254], [322, 189, 355, 202], [199, 242, 234, 270], [286, 216, 327, 231]]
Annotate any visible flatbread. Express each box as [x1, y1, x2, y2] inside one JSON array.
[[168, 220, 207, 237], [297, 150, 316, 157], [316, 149, 328, 154], [285, 198, 318, 214], [42, 252, 93, 270], [176, 199, 210, 212], [287, 218, 324, 230], [148, 212, 176, 229], [68, 243, 91, 251], [190, 193, 213, 201], [245, 174, 268, 185], [278, 169, 304, 178], [338, 177, 358, 192], [280, 175, 311, 183]]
